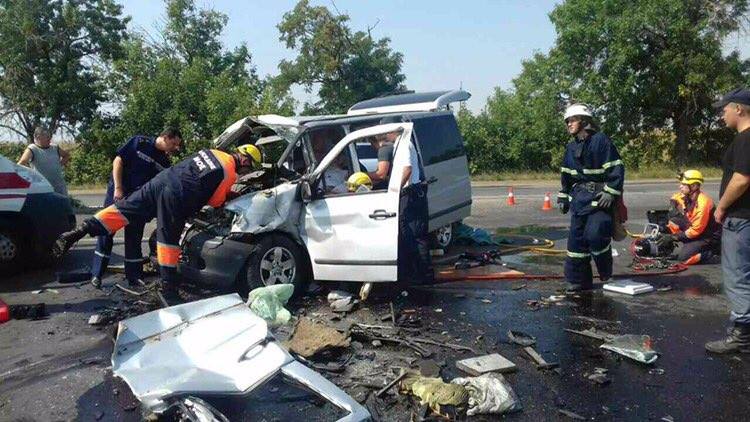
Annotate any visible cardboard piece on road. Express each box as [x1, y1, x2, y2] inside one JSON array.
[[603, 279, 654, 295], [456, 353, 516, 375]]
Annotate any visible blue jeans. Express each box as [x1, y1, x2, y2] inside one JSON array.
[[721, 217, 750, 324]]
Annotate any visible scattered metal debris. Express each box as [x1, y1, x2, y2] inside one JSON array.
[[508, 330, 536, 346], [522, 347, 558, 370], [111, 294, 370, 421], [559, 408, 587, 420]]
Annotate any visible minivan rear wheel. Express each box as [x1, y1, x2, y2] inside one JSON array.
[[240, 234, 310, 297], [431, 223, 454, 249]]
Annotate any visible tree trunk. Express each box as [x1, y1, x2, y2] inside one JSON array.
[[673, 112, 691, 166]]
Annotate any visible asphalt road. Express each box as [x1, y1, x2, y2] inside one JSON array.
[[2, 180, 747, 421]]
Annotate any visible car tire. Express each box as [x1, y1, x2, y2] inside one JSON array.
[[430, 223, 454, 249], [0, 226, 25, 275], [239, 234, 310, 297]]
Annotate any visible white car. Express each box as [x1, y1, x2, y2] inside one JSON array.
[[178, 91, 472, 295], [0, 153, 75, 273]]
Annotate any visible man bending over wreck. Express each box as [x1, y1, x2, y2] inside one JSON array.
[[52, 145, 262, 303]]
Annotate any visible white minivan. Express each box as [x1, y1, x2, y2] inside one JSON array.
[[177, 91, 472, 294]]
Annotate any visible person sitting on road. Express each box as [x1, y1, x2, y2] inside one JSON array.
[[666, 170, 721, 265], [52, 145, 262, 304], [17, 127, 70, 196]]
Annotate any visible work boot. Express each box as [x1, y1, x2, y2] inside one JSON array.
[[565, 282, 593, 294], [52, 224, 90, 259], [126, 279, 145, 288], [158, 281, 181, 306], [90, 277, 102, 289], [705, 323, 750, 354]]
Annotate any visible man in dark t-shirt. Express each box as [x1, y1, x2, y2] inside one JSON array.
[[368, 133, 396, 189], [706, 88, 750, 354]]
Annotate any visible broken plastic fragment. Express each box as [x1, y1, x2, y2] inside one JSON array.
[[600, 334, 659, 364]]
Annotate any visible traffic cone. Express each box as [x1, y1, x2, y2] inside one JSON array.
[[506, 187, 516, 206], [542, 192, 553, 211], [0, 297, 9, 324]]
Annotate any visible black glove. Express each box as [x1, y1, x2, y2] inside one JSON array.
[[557, 196, 570, 214], [594, 191, 614, 209]]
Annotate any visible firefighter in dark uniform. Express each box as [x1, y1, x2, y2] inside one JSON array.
[[54, 145, 262, 301], [557, 104, 625, 292], [90, 128, 182, 288]]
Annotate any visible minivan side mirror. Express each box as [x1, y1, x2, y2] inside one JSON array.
[[299, 179, 312, 203]]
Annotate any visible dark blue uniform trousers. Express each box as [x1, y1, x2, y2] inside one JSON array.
[[91, 185, 145, 282], [565, 209, 613, 286], [88, 175, 193, 286], [398, 183, 433, 284]]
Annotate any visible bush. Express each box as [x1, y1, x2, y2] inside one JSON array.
[[0, 142, 26, 161]]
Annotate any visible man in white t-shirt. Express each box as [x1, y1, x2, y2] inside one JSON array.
[[382, 116, 433, 285]]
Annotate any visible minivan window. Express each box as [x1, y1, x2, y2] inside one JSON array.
[[412, 114, 465, 165]]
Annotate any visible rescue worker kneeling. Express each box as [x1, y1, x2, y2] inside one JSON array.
[[558, 104, 625, 292], [53, 145, 262, 302], [666, 170, 721, 265]]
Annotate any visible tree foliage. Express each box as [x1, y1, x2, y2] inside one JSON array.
[[277, 0, 406, 114], [69, 0, 295, 184], [460, 0, 750, 174], [0, 0, 128, 142]]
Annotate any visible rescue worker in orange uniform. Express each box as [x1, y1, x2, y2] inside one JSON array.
[[666, 170, 721, 265], [53, 145, 262, 301]]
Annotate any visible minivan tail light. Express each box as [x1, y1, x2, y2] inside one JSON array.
[[0, 172, 31, 189]]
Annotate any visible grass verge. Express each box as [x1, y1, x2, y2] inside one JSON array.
[[472, 166, 722, 182]]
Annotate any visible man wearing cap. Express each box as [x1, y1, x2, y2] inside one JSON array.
[[706, 88, 750, 354], [665, 170, 721, 265], [558, 104, 625, 292]]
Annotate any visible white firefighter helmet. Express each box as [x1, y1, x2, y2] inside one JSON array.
[[564, 103, 594, 121]]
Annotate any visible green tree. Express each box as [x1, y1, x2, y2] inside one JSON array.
[[0, 0, 128, 142], [70, 0, 294, 185], [547, 0, 749, 164], [277, 0, 406, 114]]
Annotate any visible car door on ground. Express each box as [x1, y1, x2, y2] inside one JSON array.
[[301, 123, 414, 282]]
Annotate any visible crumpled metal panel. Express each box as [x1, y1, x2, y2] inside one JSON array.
[[225, 182, 303, 239], [112, 294, 370, 421]]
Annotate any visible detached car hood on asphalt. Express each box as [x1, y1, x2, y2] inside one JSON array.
[[111, 294, 370, 421]]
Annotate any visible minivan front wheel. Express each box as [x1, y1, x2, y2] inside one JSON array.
[[241, 234, 309, 297], [431, 223, 454, 249]]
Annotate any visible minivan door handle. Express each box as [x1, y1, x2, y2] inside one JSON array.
[[369, 209, 397, 220], [427, 176, 438, 185]]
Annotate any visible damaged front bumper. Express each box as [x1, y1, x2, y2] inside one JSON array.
[[111, 294, 370, 421]]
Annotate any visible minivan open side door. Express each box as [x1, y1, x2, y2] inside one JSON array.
[[301, 123, 413, 282]]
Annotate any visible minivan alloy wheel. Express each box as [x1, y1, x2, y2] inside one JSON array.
[[435, 224, 453, 248], [0, 232, 17, 262], [259, 246, 296, 286]]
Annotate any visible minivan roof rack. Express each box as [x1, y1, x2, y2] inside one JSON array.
[[347, 90, 471, 116]]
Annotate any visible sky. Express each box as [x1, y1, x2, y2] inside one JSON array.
[[120, 0, 563, 112]]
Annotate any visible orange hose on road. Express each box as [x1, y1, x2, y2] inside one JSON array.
[[432, 263, 688, 284]]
